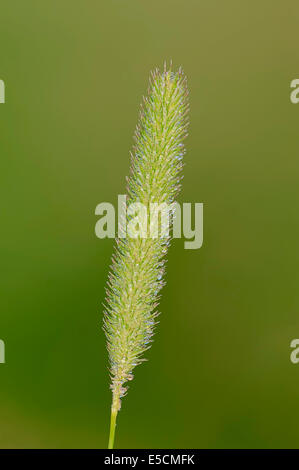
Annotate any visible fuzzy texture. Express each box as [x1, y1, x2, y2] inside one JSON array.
[[104, 64, 189, 413]]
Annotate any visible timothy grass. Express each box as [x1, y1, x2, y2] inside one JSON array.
[[103, 63, 189, 448]]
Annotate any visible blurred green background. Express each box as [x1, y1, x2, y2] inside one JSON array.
[[0, 0, 299, 448]]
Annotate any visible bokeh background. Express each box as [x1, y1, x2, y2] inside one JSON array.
[[0, 0, 299, 448]]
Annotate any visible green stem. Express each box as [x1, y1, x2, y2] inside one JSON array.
[[108, 394, 119, 449]]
